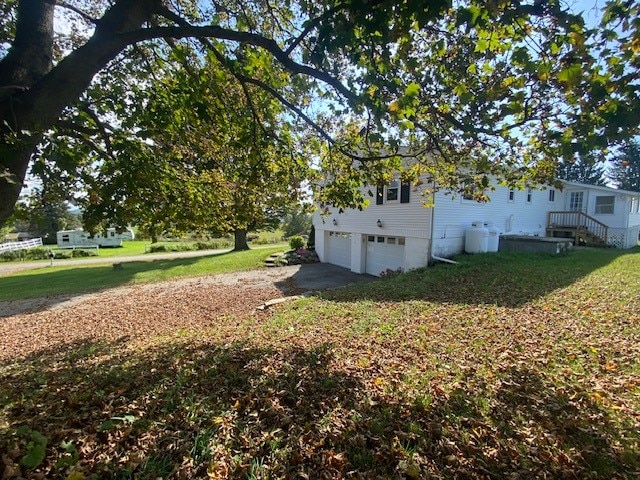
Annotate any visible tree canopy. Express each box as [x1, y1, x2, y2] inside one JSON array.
[[1, 0, 639, 227]]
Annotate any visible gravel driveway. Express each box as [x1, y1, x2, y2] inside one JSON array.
[[0, 263, 372, 361]]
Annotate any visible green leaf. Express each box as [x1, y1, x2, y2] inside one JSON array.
[[21, 444, 46, 469], [404, 82, 420, 98], [475, 38, 489, 53], [557, 64, 583, 86]]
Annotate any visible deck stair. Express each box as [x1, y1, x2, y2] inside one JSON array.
[[546, 211, 609, 247]]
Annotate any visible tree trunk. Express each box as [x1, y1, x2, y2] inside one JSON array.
[[0, 0, 161, 226], [233, 229, 250, 251]]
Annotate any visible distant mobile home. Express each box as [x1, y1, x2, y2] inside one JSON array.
[[56, 228, 135, 248]]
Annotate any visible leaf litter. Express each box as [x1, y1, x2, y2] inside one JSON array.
[[0, 249, 639, 479]]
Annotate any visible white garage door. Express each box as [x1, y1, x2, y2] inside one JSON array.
[[365, 235, 405, 276], [326, 231, 352, 269]]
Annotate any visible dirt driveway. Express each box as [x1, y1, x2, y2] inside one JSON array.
[[0, 264, 372, 361]]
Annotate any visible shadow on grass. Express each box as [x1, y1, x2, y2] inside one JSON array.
[[0, 251, 240, 316], [321, 248, 639, 307], [1, 338, 637, 479]]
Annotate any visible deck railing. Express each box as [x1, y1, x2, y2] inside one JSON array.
[[547, 211, 609, 244], [0, 238, 43, 253]]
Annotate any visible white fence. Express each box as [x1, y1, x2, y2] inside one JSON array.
[[0, 238, 43, 254]]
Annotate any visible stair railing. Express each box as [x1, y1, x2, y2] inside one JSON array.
[[547, 211, 609, 244]]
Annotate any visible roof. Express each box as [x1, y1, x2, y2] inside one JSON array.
[[559, 180, 640, 196]]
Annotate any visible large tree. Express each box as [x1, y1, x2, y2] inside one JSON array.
[[609, 140, 640, 192], [70, 46, 310, 250], [1, 0, 639, 226]]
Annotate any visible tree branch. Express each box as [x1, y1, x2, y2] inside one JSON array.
[[55, 1, 99, 25], [116, 25, 356, 101]]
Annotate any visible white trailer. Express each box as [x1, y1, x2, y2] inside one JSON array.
[[56, 228, 135, 248]]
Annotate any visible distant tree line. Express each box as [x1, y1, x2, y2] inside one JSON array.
[[557, 140, 640, 192]]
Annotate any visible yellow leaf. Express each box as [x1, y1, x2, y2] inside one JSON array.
[[374, 377, 384, 386], [66, 473, 84, 480], [388, 101, 400, 114]]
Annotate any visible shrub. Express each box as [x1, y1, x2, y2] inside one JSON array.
[[24, 248, 53, 260], [195, 241, 228, 250], [289, 235, 305, 250], [0, 250, 21, 262], [71, 249, 98, 258]]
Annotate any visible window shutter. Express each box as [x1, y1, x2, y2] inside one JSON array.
[[376, 186, 384, 205], [400, 181, 410, 203]]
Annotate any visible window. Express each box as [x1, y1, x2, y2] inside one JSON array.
[[526, 188, 532, 203], [595, 195, 615, 214], [377, 178, 409, 204], [368, 236, 375, 242], [377, 236, 385, 243], [398, 238, 406, 246], [508, 189, 515, 202], [569, 191, 584, 212], [62, 234, 70, 243], [386, 178, 399, 202], [387, 237, 396, 245], [548, 189, 555, 202]]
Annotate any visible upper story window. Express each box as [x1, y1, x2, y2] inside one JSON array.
[[526, 188, 532, 203], [548, 189, 555, 202], [508, 189, 515, 202], [595, 195, 615, 214], [386, 178, 399, 202], [376, 179, 410, 205]]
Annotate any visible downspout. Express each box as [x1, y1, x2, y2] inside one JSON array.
[[429, 185, 458, 265]]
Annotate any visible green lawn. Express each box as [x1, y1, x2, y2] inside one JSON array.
[[1, 247, 639, 479], [0, 246, 285, 301], [59, 240, 150, 257]]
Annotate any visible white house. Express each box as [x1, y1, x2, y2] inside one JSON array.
[[56, 228, 135, 248], [313, 179, 640, 276]]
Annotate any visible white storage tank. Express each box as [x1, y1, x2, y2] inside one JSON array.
[[484, 221, 500, 252], [465, 221, 489, 253]]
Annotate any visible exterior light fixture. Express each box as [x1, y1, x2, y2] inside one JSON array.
[[332, 218, 338, 226], [377, 219, 383, 228]]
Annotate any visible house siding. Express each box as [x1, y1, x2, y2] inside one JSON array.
[[313, 183, 432, 274], [431, 185, 562, 257], [315, 178, 639, 275]]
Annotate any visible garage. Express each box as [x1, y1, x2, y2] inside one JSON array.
[[326, 231, 352, 269], [365, 235, 406, 276]]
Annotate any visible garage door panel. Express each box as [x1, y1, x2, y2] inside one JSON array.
[[327, 232, 351, 269], [365, 235, 405, 276]]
